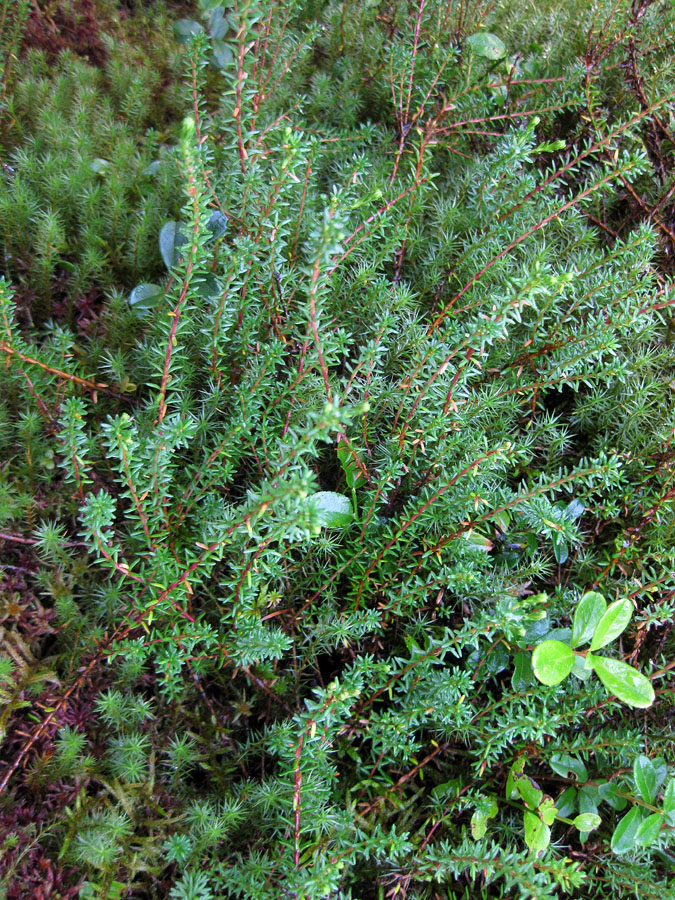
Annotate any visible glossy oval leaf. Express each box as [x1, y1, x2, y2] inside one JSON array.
[[549, 753, 588, 782], [611, 806, 643, 854], [635, 812, 662, 848], [173, 19, 205, 43], [512, 650, 537, 691], [633, 755, 658, 804], [551, 531, 568, 565], [571, 592, 606, 648], [514, 773, 543, 810], [539, 796, 557, 826], [207, 210, 229, 239], [588, 655, 654, 708], [159, 221, 187, 270], [209, 6, 228, 39], [310, 492, 353, 528], [589, 597, 632, 650], [524, 810, 550, 856], [573, 812, 601, 832], [663, 780, 675, 825], [556, 786, 577, 819], [129, 283, 163, 313], [572, 652, 593, 681], [213, 39, 234, 69], [598, 781, 628, 811], [531, 640, 575, 686], [466, 32, 506, 60]]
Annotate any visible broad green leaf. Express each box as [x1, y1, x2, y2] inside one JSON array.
[[309, 492, 353, 528], [573, 812, 601, 832], [531, 640, 575, 686], [663, 780, 675, 825], [556, 787, 577, 818], [213, 39, 234, 69], [207, 210, 228, 239], [522, 615, 550, 644], [209, 6, 228, 39], [589, 597, 632, 650], [471, 808, 488, 840], [588, 655, 654, 708], [635, 813, 662, 848], [466, 32, 506, 60], [159, 221, 186, 270], [512, 650, 537, 691], [564, 498, 585, 521], [173, 19, 205, 43], [611, 806, 643, 854], [195, 274, 222, 299], [653, 758, 668, 791], [572, 653, 593, 681], [549, 753, 588, 782], [545, 627, 572, 644], [129, 283, 163, 313], [634, 756, 658, 804], [571, 592, 606, 648], [579, 785, 600, 813], [551, 532, 568, 565], [506, 758, 525, 800], [514, 773, 543, 810], [539, 796, 557, 826], [463, 530, 493, 551], [199, 0, 226, 8], [524, 810, 550, 856], [598, 781, 628, 811]]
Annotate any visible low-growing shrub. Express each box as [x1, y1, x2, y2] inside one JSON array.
[[0, 1, 674, 898]]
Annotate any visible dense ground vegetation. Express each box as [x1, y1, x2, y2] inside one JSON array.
[[1, 1, 675, 898]]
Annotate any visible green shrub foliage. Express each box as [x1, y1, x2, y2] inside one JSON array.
[[0, 1, 674, 898]]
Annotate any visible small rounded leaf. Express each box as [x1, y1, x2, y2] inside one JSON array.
[[207, 210, 229, 239], [212, 39, 234, 69], [129, 283, 163, 313], [598, 781, 628, 811], [531, 640, 575, 686], [549, 753, 588, 782], [466, 32, 506, 60], [310, 492, 353, 528], [571, 592, 606, 648], [159, 221, 187, 270], [588, 655, 654, 708], [589, 597, 632, 650], [573, 812, 601, 832], [539, 796, 557, 826], [174, 19, 205, 43]]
